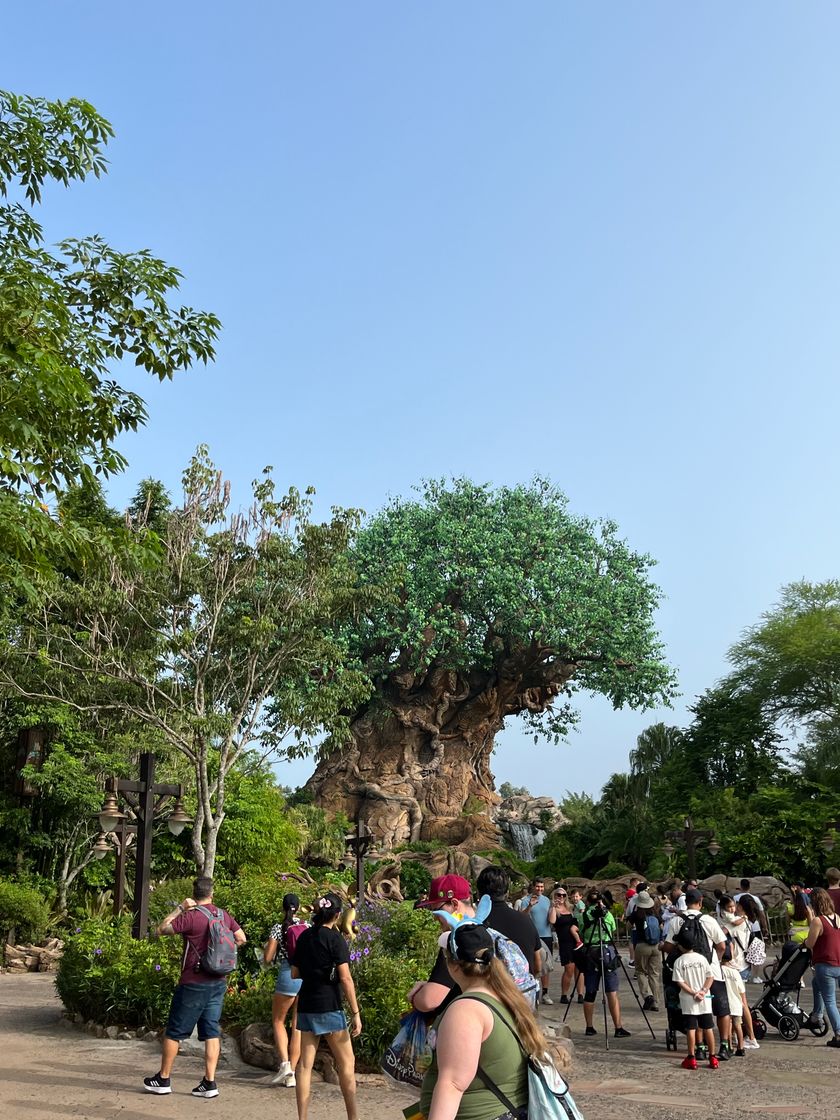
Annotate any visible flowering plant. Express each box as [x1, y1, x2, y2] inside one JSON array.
[[55, 917, 181, 1027]]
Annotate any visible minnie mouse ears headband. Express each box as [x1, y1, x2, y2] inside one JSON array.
[[434, 895, 496, 964]]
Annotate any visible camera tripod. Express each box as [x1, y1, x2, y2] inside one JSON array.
[[560, 911, 656, 1050]]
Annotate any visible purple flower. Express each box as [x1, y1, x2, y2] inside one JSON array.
[[74, 927, 81, 934], [154, 965, 161, 971], [94, 948, 102, 955], [363, 948, 370, 956]]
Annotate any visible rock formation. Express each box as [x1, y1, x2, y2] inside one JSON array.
[[494, 794, 568, 860]]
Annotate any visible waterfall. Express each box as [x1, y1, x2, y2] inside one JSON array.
[[508, 821, 544, 862]]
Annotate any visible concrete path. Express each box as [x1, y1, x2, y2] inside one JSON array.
[[1, 969, 837, 1119]]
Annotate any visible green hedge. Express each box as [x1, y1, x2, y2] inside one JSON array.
[[0, 879, 51, 944], [54, 895, 441, 1074], [55, 917, 182, 1027]]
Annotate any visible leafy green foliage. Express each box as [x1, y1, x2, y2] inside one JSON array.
[[499, 782, 530, 799], [0, 878, 51, 943], [55, 917, 181, 1027], [350, 902, 439, 1069], [1, 452, 374, 875], [397, 859, 432, 901], [214, 766, 303, 877], [592, 862, 634, 880], [346, 478, 674, 739], [0, 90, 219, 594]]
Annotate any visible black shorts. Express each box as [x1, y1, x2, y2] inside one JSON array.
[[710, 979, 729, 1018], [683, 1012, 714, 1031]]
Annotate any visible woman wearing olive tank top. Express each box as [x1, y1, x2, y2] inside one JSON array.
[[806, 887, 840, 1048], [420, 923, 548, 1120]]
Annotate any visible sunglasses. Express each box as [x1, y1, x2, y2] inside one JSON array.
[[555, 892, 567, 897]]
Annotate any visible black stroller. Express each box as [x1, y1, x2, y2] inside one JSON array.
[[750, 943, 829, 1041]]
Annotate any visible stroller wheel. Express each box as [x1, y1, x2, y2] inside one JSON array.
[[778, 1015, 800, 1041], [752, 1017, 767, 1041], [809, 1018, 829, 1038]]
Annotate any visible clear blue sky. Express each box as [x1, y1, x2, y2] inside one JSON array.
[[8, 3, 840, 801]]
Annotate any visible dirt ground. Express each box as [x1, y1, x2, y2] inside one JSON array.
[[0, 968, 836, 1120]]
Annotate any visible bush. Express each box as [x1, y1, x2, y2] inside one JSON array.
[[0, 879, 51, 944], [350, 900, 439, 1068], [55, 917, 182, 1027], [222, 968, 275, 1030], [397, 860, 431, 902], [592, 862, 634, 881]]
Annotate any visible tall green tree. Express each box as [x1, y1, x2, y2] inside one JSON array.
[[0, 90, 219, 594], [307, 478, 675, 850], [729, 580, 840, 768], [0, 451, 372, 876]]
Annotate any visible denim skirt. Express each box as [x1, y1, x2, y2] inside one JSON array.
[[296, 1010, 348, 1035], [275, 961, 303, 997]]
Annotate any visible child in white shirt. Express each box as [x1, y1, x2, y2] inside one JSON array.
[[672, 942, 718, 1070]]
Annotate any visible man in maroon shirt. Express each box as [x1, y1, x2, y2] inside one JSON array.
[[143, 877, 245, 1099]]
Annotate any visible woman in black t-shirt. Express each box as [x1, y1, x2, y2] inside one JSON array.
[[291, 892, 360, 1120]]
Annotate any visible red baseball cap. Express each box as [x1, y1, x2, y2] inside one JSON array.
[[416, 874, 472, 908]]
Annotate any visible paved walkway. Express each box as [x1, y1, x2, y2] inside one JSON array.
[[0, 970, 837, 1119]]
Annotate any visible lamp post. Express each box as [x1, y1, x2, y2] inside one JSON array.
[[92, 820, 138, 914], [345, 816, 374, 905], [821, 822, 840, 853], [95, 753, 192, 938], [663, 816, 720, 881]]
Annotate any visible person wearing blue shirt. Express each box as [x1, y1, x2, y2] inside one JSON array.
[[515, 878, 554, 1003]]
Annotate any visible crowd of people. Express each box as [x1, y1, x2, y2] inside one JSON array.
[[137, 864, 840, 1118]]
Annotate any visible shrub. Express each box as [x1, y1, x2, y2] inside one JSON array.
[[55, 917, 181, 1027], [592, 862, 634, 881], [349, 900, 439, 1069], [0, 879, 51, 944], [222, 968, 275, 1030], [397, 859, 431, 902]]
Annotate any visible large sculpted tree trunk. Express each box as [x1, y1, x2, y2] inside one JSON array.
[[307, 665, 574, 852]]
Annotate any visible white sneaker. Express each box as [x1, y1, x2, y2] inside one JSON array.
[[743, 1038, 760, 1050], [542, 995, 554, 1005], [271, 1061, 293, 1085], [284, 1073, 296, 1088]]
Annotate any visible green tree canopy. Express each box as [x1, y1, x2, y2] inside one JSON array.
[[0, 90, 219, 594], [347, 477, 675, 739]]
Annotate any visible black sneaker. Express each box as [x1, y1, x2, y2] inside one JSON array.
[[716, 1048, 730, 1061], [577, 994, 585, 1004], [642, 996, 655, 1011], [143, 1074, 172, 1095], [614, 1027, 631, 1038], [560, 994, 569, 1004], [192, 1078, 219, 1098], [734, 1048, 746, 1057], [585, 1026, 597, 1036]]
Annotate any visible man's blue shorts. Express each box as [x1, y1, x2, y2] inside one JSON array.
[[165, 981, 227, 1042], [583, 946, 620, 1000]]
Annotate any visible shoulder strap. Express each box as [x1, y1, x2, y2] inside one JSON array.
[[457, 994, 526, 1054], [195, 904, 216, 922], [456, 996, 524, 1116]]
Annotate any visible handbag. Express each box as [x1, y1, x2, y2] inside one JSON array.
[[381, 1010, 433, 1088], [464, 997, 585, 1120], [745, 931, 766, 967]]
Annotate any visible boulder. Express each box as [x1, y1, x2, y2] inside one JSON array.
[[238, 1022, 278, 1070]]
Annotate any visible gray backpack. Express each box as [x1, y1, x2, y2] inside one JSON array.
[[195, 905, 238, 976]]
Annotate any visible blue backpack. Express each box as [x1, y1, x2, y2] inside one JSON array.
[[642, 913, 661, 946]]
